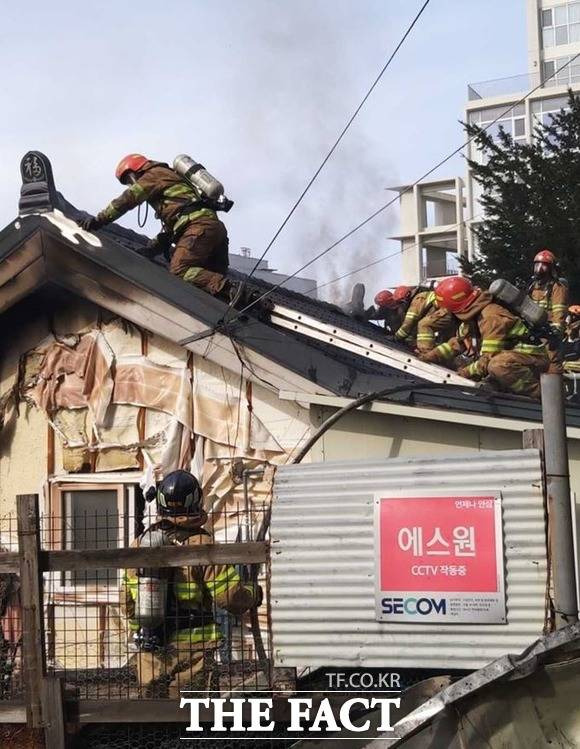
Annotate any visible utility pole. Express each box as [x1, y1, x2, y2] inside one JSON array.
[[541, 373, 578, 628]]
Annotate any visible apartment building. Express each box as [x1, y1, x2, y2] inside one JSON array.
[[394, 0, 580, 284]]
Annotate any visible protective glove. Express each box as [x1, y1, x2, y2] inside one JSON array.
[[457, 365, 473, 380], [79, 216, 103, 232]]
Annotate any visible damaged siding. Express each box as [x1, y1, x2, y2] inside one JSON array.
[[0, 292, 311, 524]]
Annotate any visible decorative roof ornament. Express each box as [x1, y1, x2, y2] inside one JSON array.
[[18, 151, 57, 215]]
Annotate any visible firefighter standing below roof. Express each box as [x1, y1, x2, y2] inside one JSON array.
[[121, 470, 260, 698], [392, 285, 455, 353], [80, 154, 230, 296], [423, 276, 549, 398]]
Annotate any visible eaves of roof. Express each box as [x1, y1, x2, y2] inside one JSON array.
[[2, 151, 579, 429]]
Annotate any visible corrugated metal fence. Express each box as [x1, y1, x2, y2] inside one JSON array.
[[271, 449, 547, 671]]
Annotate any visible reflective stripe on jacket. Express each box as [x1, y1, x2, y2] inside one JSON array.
[[395, 291, 436, 341], [529, 280, 569, 332], [458, 301, 548, 379], [96, 162, 217, 233], [120, 516, 258, 643]]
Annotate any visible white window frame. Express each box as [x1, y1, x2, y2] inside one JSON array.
[[47, 480, 138, 596], [541, 2, 580, 49]]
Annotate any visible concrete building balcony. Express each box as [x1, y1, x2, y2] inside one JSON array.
[[468, 72, 541, 101]]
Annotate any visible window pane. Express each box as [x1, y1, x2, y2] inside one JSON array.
[[542, 9, 553, 27], [544, 95, 568, 110], [513, 103, 525, 116], [67, 490, 119, 585], [543, 28, 555, 47], [570, 3, 580, 23], [514, 118, 525, 136], [554, 6, 568, 25], [555, 25, 569, 45], [543, 60, 556, 80], [570, 22, 580, 41]]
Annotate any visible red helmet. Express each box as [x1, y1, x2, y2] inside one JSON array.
[[534, 249, 556, 264], [435, 276, 479, 313], [393, 285, 413, 304], [374, 290, 396, 309], [115, 153, 149, 183]]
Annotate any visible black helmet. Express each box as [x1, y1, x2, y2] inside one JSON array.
[[157, 470, 203, 516]]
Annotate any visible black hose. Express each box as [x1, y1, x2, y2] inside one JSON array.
[[292, 382, 460, 464]]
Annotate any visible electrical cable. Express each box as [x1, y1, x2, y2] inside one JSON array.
[[244, 0, 432, 283], [234, 52, 580, 319], [292, 382, 463, 463], [307, 212, 482, 297]]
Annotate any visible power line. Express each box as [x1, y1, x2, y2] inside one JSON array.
[[309, 213, 482, 297], [235, 52, 580, 317], [244, 0, 432, 283]]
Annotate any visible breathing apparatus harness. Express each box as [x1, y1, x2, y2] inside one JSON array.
[[131, 155, 234, 240], [133, 521, 213, 652], [489, 278, 563, 351]]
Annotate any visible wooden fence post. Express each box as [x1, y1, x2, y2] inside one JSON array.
[[42, 676, 66, 748], [17, 494, 45, 729]]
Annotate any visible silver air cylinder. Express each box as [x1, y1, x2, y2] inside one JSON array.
[[135, 528, 168, 629], [489, 278, 547, 328], [173, 154, 224, 200]]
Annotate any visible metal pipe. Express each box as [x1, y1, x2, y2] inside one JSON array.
[[541, 373, 578, 627], [292, 382, 459, 464]]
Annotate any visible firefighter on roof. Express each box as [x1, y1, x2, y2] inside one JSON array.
[[80, 154, 231, 296], [528, 249, 568, 334], [121, 470, 260, 697], [392, 285, 454, 353], [367, 289, 403, 334], [423, 276, 549, 398], [528, 249, 568, 374]]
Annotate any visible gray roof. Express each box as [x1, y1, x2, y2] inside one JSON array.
[[2, 150, 578, 428]]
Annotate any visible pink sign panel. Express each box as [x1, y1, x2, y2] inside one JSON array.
[[375, 492, 505, 624]]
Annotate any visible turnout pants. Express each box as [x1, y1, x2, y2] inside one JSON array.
[[169, 218, 229, 296], [487, 352, 549, 399], [133, 639, 218, 698]]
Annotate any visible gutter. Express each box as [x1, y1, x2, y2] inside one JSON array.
[[279, 389, 580, 439]]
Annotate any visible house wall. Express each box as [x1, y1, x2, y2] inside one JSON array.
[[0, 292, 311, 523]]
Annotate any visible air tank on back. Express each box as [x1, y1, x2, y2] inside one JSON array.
[[135, 527, 168, 632], [489, 278, 547, 328], [173, 154, 224, 200]]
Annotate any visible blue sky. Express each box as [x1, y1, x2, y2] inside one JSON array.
[[0, 1, 527, 301]]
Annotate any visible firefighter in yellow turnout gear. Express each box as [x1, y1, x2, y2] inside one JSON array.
[[392, 286, 454, 353], [424, 277, 549, 398], [528, 249, 568, 374], [121, 471, 259, 697]]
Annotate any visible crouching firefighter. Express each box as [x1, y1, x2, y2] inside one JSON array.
[[121, 470, 261, 697], [80, 154, 235, 297], [392, 285, 454, 353], [429, 276, 549, 398]]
